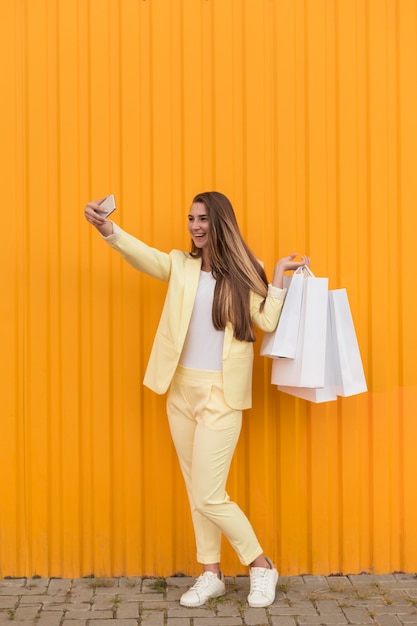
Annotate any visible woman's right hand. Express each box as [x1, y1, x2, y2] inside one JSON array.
[[272, 254, 310, 288], [84, 198, 114, 237]]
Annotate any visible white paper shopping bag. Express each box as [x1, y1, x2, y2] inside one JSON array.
[[271, 269, 329, 388], [260, 269, 304, 358], [329, 289, 367, 397], [278, 305, 338, 402]]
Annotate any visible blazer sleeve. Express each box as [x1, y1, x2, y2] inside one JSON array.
[[102, 225, 172, 282], [250, 285, 286, 332]]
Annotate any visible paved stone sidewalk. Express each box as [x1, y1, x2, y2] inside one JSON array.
[[1, 573, 417, 625]]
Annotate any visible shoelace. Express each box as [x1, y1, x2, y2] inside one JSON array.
[[190, 572, 216, 591], [250, 568, 269, 594]]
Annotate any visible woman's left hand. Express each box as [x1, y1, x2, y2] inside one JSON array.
[[272, 254, 310, 288]]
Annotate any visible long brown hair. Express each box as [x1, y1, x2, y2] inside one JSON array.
[[190, 191, 268, 342]]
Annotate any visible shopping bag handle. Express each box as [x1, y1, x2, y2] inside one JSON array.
[[294, 265, 315, 277]]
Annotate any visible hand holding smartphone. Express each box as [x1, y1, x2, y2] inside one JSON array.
[[97, 194, 116, 218]]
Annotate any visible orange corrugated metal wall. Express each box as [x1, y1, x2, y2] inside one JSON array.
[[1, 0, 417, 578]]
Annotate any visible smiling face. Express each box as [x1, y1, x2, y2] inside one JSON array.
[[188, 202, 210, 250]]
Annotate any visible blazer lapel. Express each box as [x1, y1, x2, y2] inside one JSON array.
[[176, 255, 202, 349]]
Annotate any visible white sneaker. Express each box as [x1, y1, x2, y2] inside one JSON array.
[[247, 557, 279, 607], [180, 571, 226, 607]]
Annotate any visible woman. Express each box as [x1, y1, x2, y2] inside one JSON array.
[[84, 191, 309, 608]]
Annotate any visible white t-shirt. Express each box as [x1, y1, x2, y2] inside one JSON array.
[[179, 271, 224, 371]]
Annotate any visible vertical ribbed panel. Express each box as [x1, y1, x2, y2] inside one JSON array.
[[1, 0, 417, 577]]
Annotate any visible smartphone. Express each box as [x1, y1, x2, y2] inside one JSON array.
[[98, 194, 116, 218]]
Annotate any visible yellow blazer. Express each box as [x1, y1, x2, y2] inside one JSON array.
[[105, 228, 285, 410]]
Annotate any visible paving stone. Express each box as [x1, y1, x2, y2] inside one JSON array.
[[116, 601, 140, 618], [0, 578, 27, 585], [142, 601, 178, 610], [327, 576, 354, 589], [65, 609, 113, 619], [36, 613, 65, 626], [351, 597, 386, 606], [48, 579, 73, 594], [142, 579, 168, 592], [193, 616, 242, 626], [141, 610, 165, 625], [242, 606, 268, 624], [286, 590, 322, 603], [92, 594, 120, 609], [400, 615, 417, 624], [22, 581, 50, 594], [374, 615, 403, 626], [115, 587, 143, 599], [342, 606, 375, 623], [369, 604, 415, 615], [315, 598, 345, 613], [167, 588, 183, 601], [384, 591, 410, 603], [87, 621, 138, 626], [0, 598, 17, 610], [350, 575, 397, 585], [71, 579, 97, 588], [13, 604, 42, 620], [42, 602, 91, 612], [19, 594, 52, 604], [374, 577, 417, 589], [217, 600, 242, 616], [297, 615, 348, 624], [137, 592, 165, 602], [38, 593, 69, 605], [268, 605, 318, 615], [92, 580, 119, 594], [167, 607, 215, 618], [68, 588, 94, 603], [165, 618, 190, 626], [270, 618, 298, 626], [118, 577, 143, 589], [302, 575, 330, 586], [0, 580, 27, 595], [279, 576, 305, 586], [166, 577, 194, 589]]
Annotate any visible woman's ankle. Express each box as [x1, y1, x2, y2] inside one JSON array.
[[250, 555, 271, 569], [203, 564, 221, 578]]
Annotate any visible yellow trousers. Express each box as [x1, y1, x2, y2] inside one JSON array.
[[166, 365, 263, 566]]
